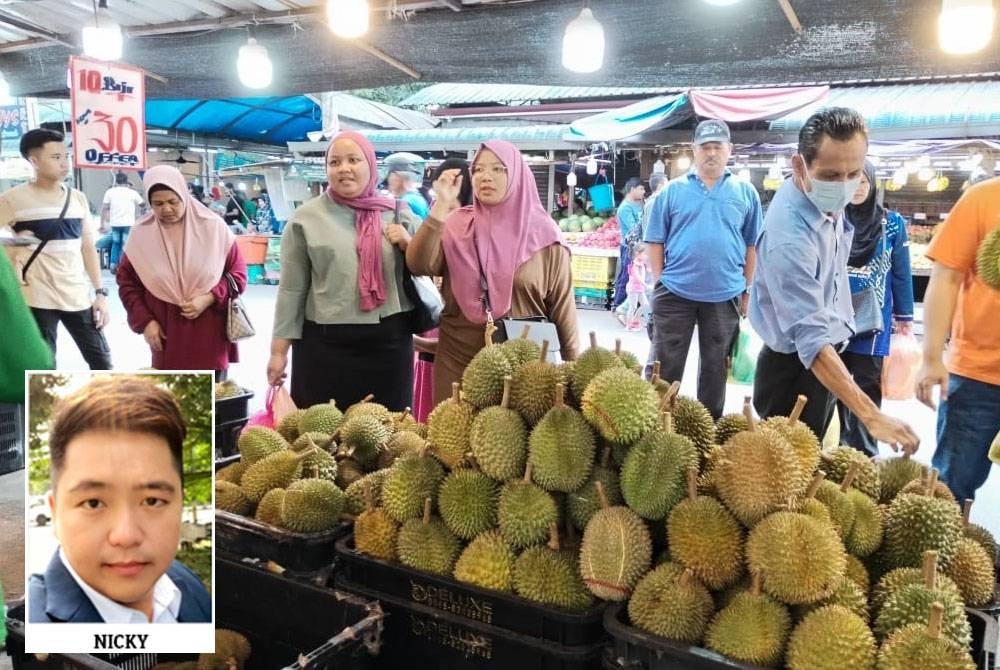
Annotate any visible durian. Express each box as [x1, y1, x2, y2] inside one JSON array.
[[437, 467, 499, 540], [280, 478, 345, 532], [513, 523, 594, 611], [237, 426, 289, 465], [704, 573, 791, 667], [461, 341, 515, 410], [509, 340, 563, 425], [785, 605, 876, 670], [974, 223, 1000, 290], [254, 488, 285, 526], [627, 564, 714, 644], [215, 480, 252, 516], [428, 382, 475, 469], [453, 530, 515, 592], [396, 499, 461, 575], [353, 480, 398, 561], [877, 602, 976, 670], [878, 454, 926, 504], [381, 445, 446, 523], [566, 447, 622, 530], [528, 383, 596, 492], [569, 332, 624, 401], [882, 472, 963, 570], [762, 394, 820, 490], [821, 447, 881, 500], [579, 481, 652, 601], [240, 447, 314, 503], [581, 366, 659, 445], [619, 412, 699, 520], [498, 463, 559, 549], [298, 400, 343, 435]]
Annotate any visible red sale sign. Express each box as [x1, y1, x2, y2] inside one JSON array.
[[69, 56, 146, 170]]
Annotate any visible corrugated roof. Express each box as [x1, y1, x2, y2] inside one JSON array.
[[400, 83, 680, 107], [287, 124, 583, 153], [769, 82, 1000, 138]]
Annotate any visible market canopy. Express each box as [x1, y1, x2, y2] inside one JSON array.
[[1, 1, 1000, 99], [144, 97, 322, 145]]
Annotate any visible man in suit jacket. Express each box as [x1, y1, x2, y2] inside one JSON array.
[[28, 375, 211, 623]]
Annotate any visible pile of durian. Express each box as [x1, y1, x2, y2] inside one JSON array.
[[214, 378, 247, 400], [215, 393, 425, 534], [345, 331, 997, 670]]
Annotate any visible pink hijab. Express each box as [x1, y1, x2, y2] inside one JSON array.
[[442, 140, 565, 323], [325, 130, 396, 312], [124, 165, 234, 305]]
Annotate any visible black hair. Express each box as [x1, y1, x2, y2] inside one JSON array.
[[432, 157, 473, 207], [624, 177, 643, 191], [148, 184, 180, 199], [115, 172, 129, 185], [19, 128, 65, 159], [798, 107, 868, 165]]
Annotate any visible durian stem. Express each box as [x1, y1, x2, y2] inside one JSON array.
[[667, 381, 681, 408], [806, 471, 826, 499], [742, 396, 756, 431], [363, 479, 375, 513], [788, 395, 807, 424], [679, 568, 695, 588], [922, 550, 939, 589], [451, 382, 461, 404], [962, 499, 973, 527], [589, 331, 598, 349], [360, 393, 374, 404], [927, 602, 945, 639], [595, 480, 610, 509], [484, 319, 498, 347], [926, 468, 939, 496], [686, 467, 698, 502], [554, 383, 566, 408], [501, 376, 512, 409], [750, 571, 762, 596], [662, 411, 674, 434], [840, 462, 861, 493], [401, 407, 412, 421], [614, 338, 622, 355], [600, 446, 611, 469], [650, 372, 660, 386], [294, 447, 318, 461], [547, 522, 561, 551], [422, 498, 432, 525], [523, 462, 533, 483], [520, 324, 531, 339], [652, 360, 661, 379], [539, 340, 550, 362]]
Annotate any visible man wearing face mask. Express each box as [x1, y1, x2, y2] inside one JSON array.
[[749, 107, 919, 453]]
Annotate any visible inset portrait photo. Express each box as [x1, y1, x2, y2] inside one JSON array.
[[24, 371, 214, 654]]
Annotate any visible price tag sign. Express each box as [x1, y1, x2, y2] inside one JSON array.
[[69, 56, 146, 170]]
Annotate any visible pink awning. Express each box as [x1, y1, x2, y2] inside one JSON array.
[[689, 86, 829, 123]]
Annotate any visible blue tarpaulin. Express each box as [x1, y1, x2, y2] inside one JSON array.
[[145, 97, 321, 145]]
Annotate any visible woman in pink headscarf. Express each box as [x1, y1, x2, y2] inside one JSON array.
[[267, 131, 421, 409], [117, 165, 247, 378], [407, 140, 579, 406]]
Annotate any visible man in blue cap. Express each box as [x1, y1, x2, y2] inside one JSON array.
[[644, 118, 763, 420]]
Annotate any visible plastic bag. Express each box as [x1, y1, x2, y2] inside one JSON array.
[[243, 384, 297, 432], [730, 318, 763, 385], [881, 332, 921, 400]]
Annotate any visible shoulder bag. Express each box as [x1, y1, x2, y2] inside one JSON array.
[[224, 272, 255, 342], [20, 186, 72, 284], [397, 199, 444, 334], [850, 221, 886, 337]]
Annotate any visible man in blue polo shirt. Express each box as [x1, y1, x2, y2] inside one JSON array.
[[644, 119, 762, 420]]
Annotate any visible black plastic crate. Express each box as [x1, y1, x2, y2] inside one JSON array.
[[214, 456, 351, 576], [339, 578, 604, 670], [216, 417, 249, 458], [334, 537, 606, 648], [0, 403, 24, 475], [215, 389, 254, 424]]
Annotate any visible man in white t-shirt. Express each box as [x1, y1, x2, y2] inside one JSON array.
[[101, 172, 144, 272]]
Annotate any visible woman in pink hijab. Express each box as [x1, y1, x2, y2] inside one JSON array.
[[407, 140, 579, 406], [117, 165, 247, 378]]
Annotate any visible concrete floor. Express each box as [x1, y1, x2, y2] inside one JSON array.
[[2, 269, 996, 630]]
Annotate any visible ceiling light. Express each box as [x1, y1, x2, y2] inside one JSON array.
[[82, 0, 123, 61], [585, 156, 598, 175], [562, 7, 605, 73], [652, 158, 665, 174], [702, 0, 742, 5], [918, 167, 935, 181], [328, 0, 369, 39], [566, 171, 577, 186], [237, 37, 272, 89], [939, 0, 995, 54], [892, 168, 909, 185], [677, 155, 692, 171]]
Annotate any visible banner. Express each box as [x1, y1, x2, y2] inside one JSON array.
[[69, 56, 146, 170]]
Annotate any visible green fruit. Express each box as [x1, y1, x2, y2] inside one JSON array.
[[528, 386, 596, 492], [569, 339, 623, 400], [872, 566, 961, 618], [344, 469, 389, 516], [795, 575, 869, 622], [845, 554, 871, 597], [513, 528, 594, 611], [581, 367, 659, 445], [844, 488, 883, 558], [899, 476, 956, 501], [215, 480, 252, 516], [237, 426, 289, 465], [704, 584, 791, 667], [814, 480, 858, 538], [579, 492, 652, 601], [878, 619, 977, 670], [298, 401, 344, 435], [453, 530, 515, 592], [876, 581, 971, 647], [567, 453, 621, 530], [667, 484, 744, 590], [715, 413, 749, 445], [292, 433, 338, 482], [963, 522, 998, 566], [943, 536, 995, 607], [762, 412, 820, 491], [343, 397, 392, 424], [878, 456, 926, 503], [785, 605, 876, 670], [627, 563, 714, 644], [427, 382, 475, 469], [381, 429, 426, 468], [280, 478, 345, 532], [396, 501, 461, 575], [461, 344, 515, 410], [381, 449, 446, 523], [509, 354, 564, 426], [216, 461, 245, 485], [671, 395, 717, 457], [339, 414, 391, 466], [822, 447, 881, 500], [974, 224, 1000, 290], [240, 449, 310, 503], [499, 335, 541, 367], [498, 468, 559, 549], [254, 488, 285, 526], [746, 511, 847, 605], [883, 493, 963, 570], [714, 424, 803, 527], [437, 468, 499, 540], [620, 421, 698, 520], [354, 507, 398, 561], [275, 409, 305, 443]]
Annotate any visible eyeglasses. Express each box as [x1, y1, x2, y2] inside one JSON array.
[[471, 163, 508, 178]]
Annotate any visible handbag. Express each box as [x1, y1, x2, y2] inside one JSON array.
[[224, 272, 255, 342], [396, 200, 443, 334], [849, 223, 887, 337]]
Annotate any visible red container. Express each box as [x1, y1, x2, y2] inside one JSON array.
[[236, 235, 269, 264]]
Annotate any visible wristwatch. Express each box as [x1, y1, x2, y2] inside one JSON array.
[[94, 287, 109, 297]]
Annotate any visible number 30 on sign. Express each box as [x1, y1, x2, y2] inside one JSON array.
[[69, 56, 146, 170]]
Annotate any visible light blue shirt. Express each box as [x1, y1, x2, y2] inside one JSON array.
[[749, 178, 856, 368], [402, 191, 429, 220], [644, 169, 762, 302], [616, 199, 643, 240]]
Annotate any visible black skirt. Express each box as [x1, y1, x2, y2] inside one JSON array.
[[291, 312, 414, 411]]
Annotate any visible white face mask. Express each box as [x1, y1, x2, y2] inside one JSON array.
[[803, 172, 862, 215]]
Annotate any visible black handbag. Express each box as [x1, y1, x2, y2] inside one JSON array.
[[396, 200, 443, 334]]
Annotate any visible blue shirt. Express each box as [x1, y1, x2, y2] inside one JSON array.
[[616, 199, 643, 240], [644, 169, 762, 302], [845, 210, 914, 357], [749, 178, 856, 368], [402, 191, 429, 220]]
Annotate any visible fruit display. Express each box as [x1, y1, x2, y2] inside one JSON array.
[[214, 378, 247, 400]]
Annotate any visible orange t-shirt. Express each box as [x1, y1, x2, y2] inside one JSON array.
[[926, 178, 1000, 386]]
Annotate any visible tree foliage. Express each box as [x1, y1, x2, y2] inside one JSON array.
[[27, 373, 212, 506]]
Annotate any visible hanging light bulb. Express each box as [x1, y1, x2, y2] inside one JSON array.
[[82, 0, 123, 61], [585, 156, 598, 175], [918, 166, 935, 181], [566, 171, 577, 186], [652, 158, 666, 174], [327, 0, 370, 39], [939, 0, 995, 54], [677, 155, 692, 171], [917, 155, 931, 167], [237, 36, 273, 89], [561, 6, 605, 73], [927, 176, 941, 192]]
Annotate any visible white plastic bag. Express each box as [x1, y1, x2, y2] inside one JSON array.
[[881, 332, 921, 400]]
